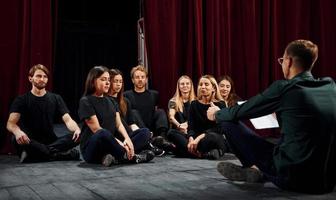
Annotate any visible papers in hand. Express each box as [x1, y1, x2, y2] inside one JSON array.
[[238, 101, 279, 129]]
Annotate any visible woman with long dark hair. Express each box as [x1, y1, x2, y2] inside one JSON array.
[[78, 66, 154, 166], [217, 75, 241, 107], [108, 68, 164, 156]]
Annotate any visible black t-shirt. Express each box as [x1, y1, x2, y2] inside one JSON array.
[[188, 100, 226, 138], [110, 96, 134, 125], [124, 89, 158, 128], [9, 91, 69, 144], [168, 99, 191, 127], [108, 96, 133, 135], [78, 96, 118, 151]]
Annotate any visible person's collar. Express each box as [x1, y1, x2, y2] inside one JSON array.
[[30, 88, 47, 97], [291, 71, 313, 80], [133, 88, 147, 94]]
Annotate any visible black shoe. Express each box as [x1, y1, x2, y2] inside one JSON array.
[[151, 136, 165, 147], [102, 154, 118, 167], [151, 136, 175, 154], [217, 162, 263, 182], [53, 149, 80, 161], [133, 150, 155, 164], [162, 141, 176, 154], [149, 143, 165, 156], [204, 149, 223, 160], [20, 151, 28, 163]]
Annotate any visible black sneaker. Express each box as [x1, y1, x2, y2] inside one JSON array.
[[151, 136, 165, 147], [149, 143, 165, 156], [162, 141, 176, 154], [217, 162, 263, 182], [53, 149, 80, 161], [151, 136, 175, 154], [204, 149, 223, 160], [102, 154, 118, 167], [133, 150, 155, 164]]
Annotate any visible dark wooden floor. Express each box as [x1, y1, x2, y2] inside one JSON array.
[[1, 152, 336, 200]]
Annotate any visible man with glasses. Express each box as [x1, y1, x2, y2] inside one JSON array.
[[207, 40, 336, 194]]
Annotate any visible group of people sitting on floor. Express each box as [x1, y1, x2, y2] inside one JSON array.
[[6, 64, 238, 165], [6, 39, 336, 194]]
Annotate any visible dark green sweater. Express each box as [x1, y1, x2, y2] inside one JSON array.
[[215, 71, 336, 193]]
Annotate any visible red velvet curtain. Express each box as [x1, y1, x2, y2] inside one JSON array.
[[0, 0, 56, 153], [143, 0, 336, 136], [144, 0, 336, 105]]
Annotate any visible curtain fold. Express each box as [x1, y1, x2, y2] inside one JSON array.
[[143, 0, 336, 136], [0, 0, 56, 153]]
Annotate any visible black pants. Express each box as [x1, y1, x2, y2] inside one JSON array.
[[133, 109, 169, 137], [218, 121, 287, 189], [167, 129, 227, 157], [13, 134, 78, 162], [82, 128, 151, 164], [152, 109, 169, 136]]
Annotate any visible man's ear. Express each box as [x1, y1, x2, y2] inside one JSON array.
[[28, 76, 32, 82], [287, 57, 293, 69]]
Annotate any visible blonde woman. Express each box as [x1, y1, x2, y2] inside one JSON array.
[[167, 76, 195, 156], [171, 75, 228, 159], [168, 75, 196, 132]]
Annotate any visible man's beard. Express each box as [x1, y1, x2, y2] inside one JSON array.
[[135, 83, 145, 89], [33, 82, 47, 90]]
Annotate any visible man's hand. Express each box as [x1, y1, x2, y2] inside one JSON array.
[[207, 102, 220, 121], [15, 131, 30, 145]]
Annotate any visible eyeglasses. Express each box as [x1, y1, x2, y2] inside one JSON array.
[[278, 57, 291, 65], [277, 58, 284, 65]]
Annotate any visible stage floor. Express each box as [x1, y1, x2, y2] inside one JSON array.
[[1, 152, 335, 200]]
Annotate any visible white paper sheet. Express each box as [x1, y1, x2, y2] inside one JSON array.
[[237, 101, 279, 129]]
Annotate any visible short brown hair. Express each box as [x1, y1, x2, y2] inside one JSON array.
[[130, 65, 148, 78], [285, 40, 318, 71], [29, 64, 50, 77]]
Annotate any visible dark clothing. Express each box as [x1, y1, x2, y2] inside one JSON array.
[[78, 96, 118, 152], [13, 134, 78, 162], [78, 95, 151, 163], [10, 91, 69, 144], [216, 72, 336, 194], [188, 100, 226, 138], [110, 96, 135, 125], [168, 100, 190, 128], [124, 89, 158, 128], [109, 96, 147, 134], [9, 91, 77, 161], [124, 89, 168, 135], [108, 96, 133, 135], [167, 100, 227, 157], [167, 129, 227, 157], [81, 128, 151, 163], [108, 96, 152, 149], [167, 99, 191, 156]]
